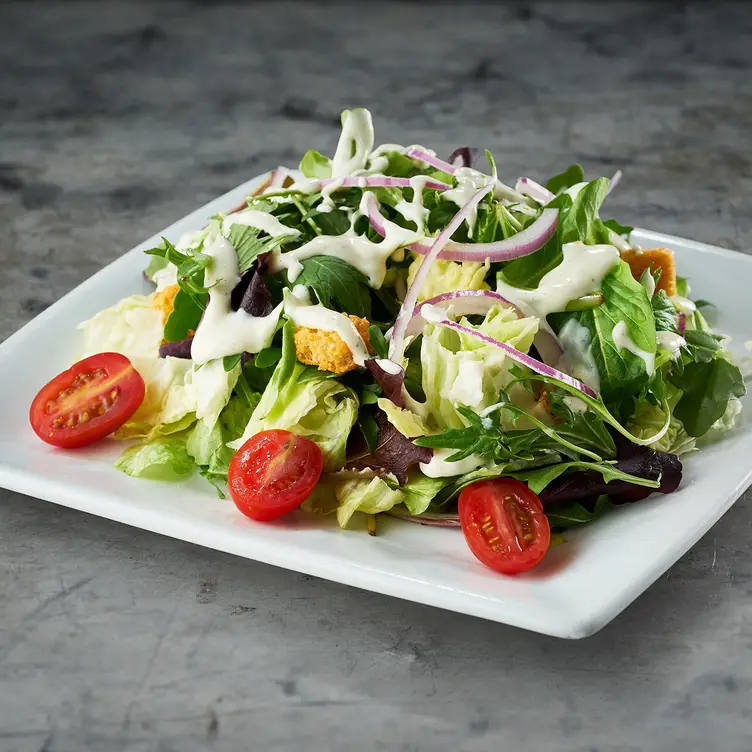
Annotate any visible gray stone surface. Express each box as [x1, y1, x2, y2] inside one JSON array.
[[1, 1, 751, 750]]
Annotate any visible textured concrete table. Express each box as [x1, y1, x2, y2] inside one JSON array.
[[1, 2, 751, 750]]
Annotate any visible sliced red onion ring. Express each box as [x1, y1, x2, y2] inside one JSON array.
[[268, 166, 289, 189], [389, 181, 494, 360], [515, 177, 556, 205], [317, 175, 450, 191], [676, 311, 687, 334], [404, 147, 457, 175], [605, 169, 622, 197], [369, 208, 559, 263], [404, 290, 521, 338], [419, 311, 597, 399]]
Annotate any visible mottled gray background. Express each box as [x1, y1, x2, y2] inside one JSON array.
[[1, 2, 751, 751]]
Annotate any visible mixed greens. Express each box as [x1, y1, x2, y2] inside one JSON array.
[[79, 108, 745, 534]]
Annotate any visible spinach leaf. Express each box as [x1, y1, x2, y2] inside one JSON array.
[[299, 150, 331, 179], [545, 164, 584, 194], [294, 256, 372, 318], [559, 178, 610, 246], [144, 237, 211, 310], [602, 218, 634, 236], [652, 289, 677, 333], [164, 286, 204, 342], [545, 495, 613, 529], [670, 358, 745, 436], [368, 325, 389, 359], [683, 330, 723, 363], [566, 260, 656, 403]]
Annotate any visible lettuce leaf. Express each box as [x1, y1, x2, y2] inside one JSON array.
[[406, 256, 490, 302], [230, 321, 358, 471], [114, 432, 194, 481]]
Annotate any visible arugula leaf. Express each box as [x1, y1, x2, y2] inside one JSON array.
[[164, 287, 204, 342], [144, 253, 168, 281], [510, 460, 660, 495], [683, 330, 723, 363], [226, 225, 294, 275], [670, 358, 746, 436], [545, 164, 584, 194], [559, 178, 610, 245], [357, 407, 380, 451], [562, 260, 656, 403], [602, 218, 634, 236], [294, 256, 372, 318], [299, 150, 332, 179], [144, 237, 211, 310], [652, 289, 677, 333], [254, 346, 283, 369], [545, 495, 613, 529]]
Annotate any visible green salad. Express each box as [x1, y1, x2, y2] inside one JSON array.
[[61, 108, 745, 574]]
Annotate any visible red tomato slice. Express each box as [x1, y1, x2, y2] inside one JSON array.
[[30, 352, 145, 449], [228, 429, 323, 522], [458, 479, 550, 575]]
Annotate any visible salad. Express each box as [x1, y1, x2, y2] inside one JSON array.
[[30, 109, 746, 575]]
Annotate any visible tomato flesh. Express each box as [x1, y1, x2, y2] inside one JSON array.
[[458, 479, 550, 575], [228, 429, 323, 521], [30, 352, 145, 448]]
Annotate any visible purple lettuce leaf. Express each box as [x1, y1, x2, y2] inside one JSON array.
[[347, 410, 432, 485], [230, 268, 273, 317], [365, 359, 405, 407], [159, 337, 194, 359], [448, 147, 479, 169]]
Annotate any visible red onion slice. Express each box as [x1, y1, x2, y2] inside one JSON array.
[[317, 175, 450, 191], [404, 290, 521, 338], [404, 147, 458, 175], [605, 169, 622, 197], [268, 166, 289, 189], [389, 181, 494, 360], [368, 208, 559, 263], [515, 177, 556, 205], [676, 311, 687, 334]]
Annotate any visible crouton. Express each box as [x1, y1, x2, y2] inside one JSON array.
[[621, 247, 677, 296], [152, 284, 180, 324], [294, 315, 374, 374]]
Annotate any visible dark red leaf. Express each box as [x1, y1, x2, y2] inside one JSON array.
[[448, 147, 479, 168], [365, 359, 405, 407], [347, 410, 432, 485]]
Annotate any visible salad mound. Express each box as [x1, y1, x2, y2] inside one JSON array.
[[71, 108, 745, 572]]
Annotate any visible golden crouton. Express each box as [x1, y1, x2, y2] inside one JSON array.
[[621, 247, 677, 296], [152, 284, 180, 324], [294, 315, 374, 374]]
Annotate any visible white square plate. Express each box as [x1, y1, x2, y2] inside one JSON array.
[[1, 175, 750, 639]]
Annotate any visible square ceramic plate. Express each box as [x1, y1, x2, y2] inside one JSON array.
[[1, 175, 751, 639]]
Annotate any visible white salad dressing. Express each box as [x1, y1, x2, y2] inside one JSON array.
[[222, 208, 300, 239], [374, 358, 402, 375], [420, 448, 487, 479], [442, 167, 491, 235], [268, 192, 419, 286], [190, 235, 283, 365], [640, 268, 656, 298], [670, 295, 696, 314], [496, 242, 620, 320], [331, 109, 375, 177], [656, 331, 686, 358], [316, 177, 346, 214], [557, 318, 601, 391], [284, 286, 370, 366], [393, 175, 433, 233], [612, 321, 655, 376], [152, 264, 178, 292]]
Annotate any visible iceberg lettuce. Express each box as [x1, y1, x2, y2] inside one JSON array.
[[406, 256, 490, 302]]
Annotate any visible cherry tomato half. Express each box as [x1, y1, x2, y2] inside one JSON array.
[[228, 429, 323, 521], [30, 352, 145, 449], [458, 479, 550, 575]]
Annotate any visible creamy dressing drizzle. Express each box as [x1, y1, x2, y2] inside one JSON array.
[[496, 242, 620, 320], [670, 295, 696, 314], [191, 235, 283, 364], [331, 109, 375, 177], [374, 358, 402, 375], [640, 268, 656, 298], [448, 359, 486, 408], [557, 318, 601, 392], [656, 331, 686, 358], [420, 448, 486, 478], [442, 167, 490, 235], [222, 208, 300, 239], [393, 175, 432, 233], [612, 321, 655, 375], [268, 192, 419, 286], [284, 286, 369, 366]]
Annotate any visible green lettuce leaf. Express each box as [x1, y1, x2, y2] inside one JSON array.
[[545, 494, 613, 529], [299, 150, 332, 179], [230, 321, 358, 470], [114, 432, 194, 481]]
